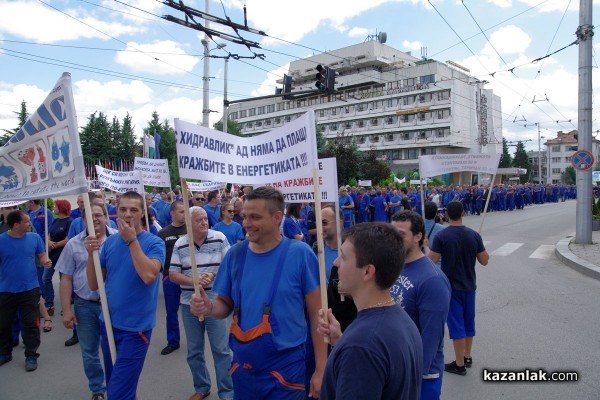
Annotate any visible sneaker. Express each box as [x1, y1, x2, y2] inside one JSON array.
[[0, 354, 13, 366], [188, 392, 210, 400], [444, 361, 467, 376], [160, 345, 180, 355], [25, 356, 37, 372], [464, 357, 473, 368], [65, 334, 79, 347], [91, 393, 105, 400]]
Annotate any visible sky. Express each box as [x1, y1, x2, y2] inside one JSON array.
[[0, 0, 599, 153]]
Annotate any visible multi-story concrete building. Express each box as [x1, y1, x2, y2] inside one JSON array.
[[544, 130, 600, 184], [227, 38, 503, 182], [528, 150, 548, 184]]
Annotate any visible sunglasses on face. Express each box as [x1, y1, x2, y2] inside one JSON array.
[[195, 198, 204, 201], [226, 210, 235, 213]]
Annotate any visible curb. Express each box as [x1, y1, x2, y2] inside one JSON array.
[[555, 235, 600, 281]]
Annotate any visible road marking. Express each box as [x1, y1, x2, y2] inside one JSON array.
[[529, 245, 555, 259], [490, 242, 524, 256]]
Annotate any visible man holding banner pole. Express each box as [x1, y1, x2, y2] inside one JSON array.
[[86, 191, 165, 400], [190, 186, 326, 399]]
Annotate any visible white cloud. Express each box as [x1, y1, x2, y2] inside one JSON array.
[[0, 1, 145, 43], [251, 63, 290, 97], [402, 40, 423, 51], [237, 0, 403, 45], [516, 0, 579, 13], [482, 25, 531, 56], [100, 0, 164, 23], [73, 79, 153, 112], [114, 41, 200, 75], [348, 27, 370, 38], [488, 0, 512, 7]]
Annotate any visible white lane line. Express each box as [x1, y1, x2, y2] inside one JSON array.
[[529, 245, 556, 259], [490, 242, 524, 256]]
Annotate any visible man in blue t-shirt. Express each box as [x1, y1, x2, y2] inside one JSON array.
[[203, 190, 222, 228], [316, 222, 422, 399], [391, 211, 450, 400], [85, 192, 165, 400], [428, 201, 489, 377], [190, 186, 327, 399], [0, 210, 52, 371]]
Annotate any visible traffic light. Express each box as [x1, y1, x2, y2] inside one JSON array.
[[282, 74, 293, 99], [325, 67, 335, 94], [315, 65, 335, 94]]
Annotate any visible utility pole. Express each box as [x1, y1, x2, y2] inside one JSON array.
[[201, 0, 210, 127], [576, 0, 593, 244], [537, 123, 542, 184]]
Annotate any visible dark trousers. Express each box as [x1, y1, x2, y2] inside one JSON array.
[[0, 288, 41, 358]]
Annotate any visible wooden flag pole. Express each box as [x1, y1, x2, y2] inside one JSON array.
[[312, 168, 329, 344], [333, 200, 344, 302], [82, 193, 117, 364], [44, 198, 50, 259], [141, 193, 151, 232], [478, 174, 496, 234], [181, 178, 204, 321]]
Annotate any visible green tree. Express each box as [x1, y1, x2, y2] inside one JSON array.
[[213, 118, 243, 136], [499, 138, 512, 168], [561, 166, 576, 185], [319, 138, 362, 186], [120, 113, 138, 161], [512, 141, 532, 183], [358, 151, 392, 186], [80, 112, 111, 162], [160, 119, 179, 188], [1, 100, 29, 146]]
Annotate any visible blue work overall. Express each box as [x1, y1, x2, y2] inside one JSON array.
[[229, 239, 306, 400]]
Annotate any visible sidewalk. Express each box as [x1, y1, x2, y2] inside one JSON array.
[[555, 230, 600, 280]]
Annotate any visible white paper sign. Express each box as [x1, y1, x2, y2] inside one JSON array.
[[419, 153, 500, 177], [265, 158, 339, 203], [134, 157, 171, 187], [186, 181, 227, 192], [0, 73, 88, 201], [95, 166, 144, 194], [175, 112, 318, 184]]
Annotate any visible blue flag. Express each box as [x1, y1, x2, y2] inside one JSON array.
[[154, 131, 161, 159]]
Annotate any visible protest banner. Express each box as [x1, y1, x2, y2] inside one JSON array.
[[175, 111, 318, 184], [0, 73, 88, 201], [186, 181, 227, 193], [0, 200, 27, 208], [95, 166, 149, 229], [95, 166, 145, 194], [358, 179, 372, 187], [393, 177, 406, 184], [419, 153, 500, 233], [134, 157, 171, 188], [418, 153, 500, 177], [266, 158, 338, 203]]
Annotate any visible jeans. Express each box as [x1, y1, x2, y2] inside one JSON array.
[[36, 267, 45, 300], [162, 276, 181, 348], [0, 288, 40, 358], [42, 266, 56, 308], [74, 297, 105, 395], [181, 294, 234, 399]]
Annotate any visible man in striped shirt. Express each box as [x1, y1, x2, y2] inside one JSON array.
[[169, 207, 234, 400]]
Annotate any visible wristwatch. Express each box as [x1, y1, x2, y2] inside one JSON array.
[[125, 237, 137, 247]]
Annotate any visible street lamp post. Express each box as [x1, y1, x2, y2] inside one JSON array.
[[223, 56, 228, 134]]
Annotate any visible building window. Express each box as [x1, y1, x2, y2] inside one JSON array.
[[551, 157, 561, 163], [247, 122, 253, 128], [285, 116, 291, 122], [357, 104, 365, 112], [240, 110, 247, 118], [371, 135, 380, 142], [331, 108, 337, 116], [358, 120, 365, 128], [267, 105, 275, 113], [257, 106, 265, 115], [401, 115, 409, 123], [387, 99, 394, 107], [277, 103, 285, 112], [229, 112, 238, 120], [421, 74, 435, 84], [371, 118, 378, 126], [358, 136, 366, 144], [402, 132, 410, 140], [265, 119, 271, 126], [565, 157, 570, 162], [552, 145, 561, 152], [249, 108, 256, 117], [386, 117, 394, 124], [275, 117, 281, 124], [256, 121, 262, 127], [319, 110, 325, 117], [385, 134, 394, 141], [345, 106, 351, 113], [552, 168, 561, 174], [344, 122, 352, 129]]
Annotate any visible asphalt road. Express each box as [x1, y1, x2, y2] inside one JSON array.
[[1, 200, 598, 399]]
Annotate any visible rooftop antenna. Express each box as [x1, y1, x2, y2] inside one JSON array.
[[365, 30, 387, 43]]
